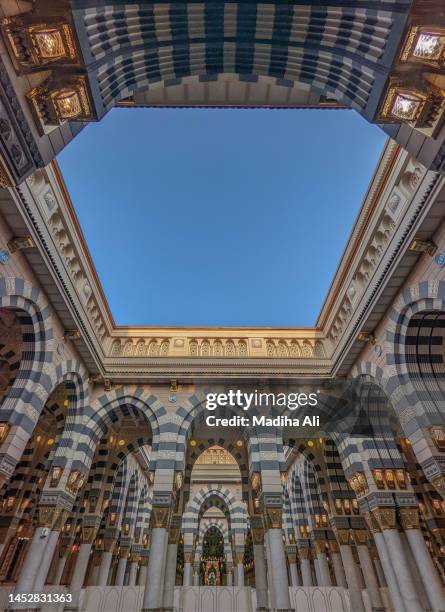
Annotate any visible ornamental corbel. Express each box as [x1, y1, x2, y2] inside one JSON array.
[[398, 508, 420, 530], [371, 507, 396, 531]]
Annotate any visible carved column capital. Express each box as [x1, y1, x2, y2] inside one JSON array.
[[150, 506, 171, 529], [119, 546, 130, 559], [335, 529, 352, 546], [264, 507, 282, 530], [363, 511, 381, 534], [314, 540, 328, 555], [298, 548, 312, 561], [81, 526, 97, 544], [38, 505, 67, 530], [351, 529, 368, 546], [398, 507, 420, 530], [251, 528, 264, 545], [184, 551, 193, 563], [431, 475, 445, 499], [371, 507, 396, 531], [103, 537, 117, 553]]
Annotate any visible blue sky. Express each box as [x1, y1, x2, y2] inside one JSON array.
[[57, 108, 386, 327]]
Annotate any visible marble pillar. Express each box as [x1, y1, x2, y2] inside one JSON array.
[[32, 529, 60, 591], [138, 562, 148, 587], [315, 551, 331, 586], [12, 527, 51, 597], [339, 544, 365, 612], [115, 556, 127, 586], [163, 543, 178, 610], [183, 561, 192, 586], [331, 550, 347, 588], [373, 531, 405, 612], [53, 553, 68, 585], [236, 563, 244, 587], [70, 543, 92, 591], [356, 544, 384, 611], [299, 551, 313, 587], [267, 529, 291, 611], [253, 544, 269, 608], [128, 561, 139, 586], [289, 562, 299, 587], [142, 527, 168, 610], [98, 551, 113, 586], [381, 528, 422, 611], [405, 527, 445, 612]]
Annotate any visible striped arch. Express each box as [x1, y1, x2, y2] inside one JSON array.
[[66, 388, 164, 473], [195, 520, 233, 564], [282, 484, 294, 539], [120, 470, 140, 540], [108, 455, 139, 530], [0, 277, 53, 421], [331, 371, 404, 478], [384, 280, 445, 430], [73, 1, 408, 118], [46, 359, 90, 467], [294, 454, 325, 528], [182, 485, 248, 537], [133, 484, 152, 546], [0, 343, 20, 403], [286, 465, 308, 536]]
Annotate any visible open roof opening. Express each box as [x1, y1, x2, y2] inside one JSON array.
[[57, 106, 386, 327]]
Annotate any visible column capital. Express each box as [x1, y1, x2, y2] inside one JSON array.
[[329, 541, 340, 553], [335, 528, 352, 546], [184, 551, 193, 563], [119, 546, 130, 559], [298, 548, 312, 561], [314, 540, 328, 554], [264, 506, 282, 529], [431, 475, 445, 498], [351, 529, 368, 546], [398, 507, 420, 530], [251, 527, 265, 545], [371, 507, 397, 531], [38, 505, 69, 530], [103, 536, 117, 553], [363, 511, 381, 534], [81, 526, 97, 544]]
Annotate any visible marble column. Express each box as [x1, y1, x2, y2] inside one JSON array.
[[115, 556, 128, 586], [337, 534, 365, 612], [98, 550, 113, 586], [70, 543, 92, 591], [12, 527, 52, 597], [53, 553, 68, 585], [128, 560, 139, 586], [330, 544, 347, 588], [142, 527, 168, 610], [193, 570, 199, 586], [402, 513, 445, 612], [163, 542, 178, 610], [253, 543, 269, 608], [236, 561, 244, 587], [381, 528, 422, 610], [226, 567, 233, 586], [372, 531, 405, 612], [33, 529, 60, 591], [267, 528, 291, 611], [289, 562, 299, 587], [315, 546, 331, 586], [183, 558, 192, 586], [356, 542, 384, 611], [299, 549, 313, 586], [138, 560, 148, 586]]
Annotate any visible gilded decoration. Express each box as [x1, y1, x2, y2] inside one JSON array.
[[371, 508, 396, 531], [264, 507, 282, 530], [398, 508, 420, 530]]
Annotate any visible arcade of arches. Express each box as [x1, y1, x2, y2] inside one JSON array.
[[0, 1, 444, 611]]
